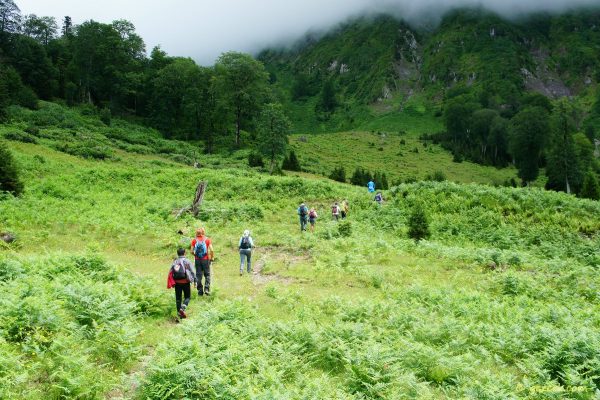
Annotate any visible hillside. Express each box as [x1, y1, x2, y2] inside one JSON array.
[[2, 109, 600, 398], [260, 9, 600, 133]]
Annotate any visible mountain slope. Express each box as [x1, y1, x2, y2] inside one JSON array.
[[261, 8, 600, 133]]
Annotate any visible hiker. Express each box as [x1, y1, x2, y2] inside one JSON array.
[[368, 180, 375, 193], [341, 199, 349, 219], [374, 191, 384, 206], [190, 227, 214, 296], [167, 248, 196, 319], [308, 208, 318, 232], [239, 229, 254, 275], [332, 202, 341, 221], [297, 202, 309, 232]]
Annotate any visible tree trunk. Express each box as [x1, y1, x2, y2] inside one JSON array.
[[235, 107, 241, 147], [175, 181, 207, 219]]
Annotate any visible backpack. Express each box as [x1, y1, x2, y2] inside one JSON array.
[[194, 238, 207, 258], [172, 260, 187, 280], [309, 210, 317, 219], [240, 236, 251, 249], [375, 194, 382, 202], [300, 206, 308, 216]]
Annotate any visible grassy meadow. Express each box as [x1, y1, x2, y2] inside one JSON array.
[[1, 104, 600, 399]]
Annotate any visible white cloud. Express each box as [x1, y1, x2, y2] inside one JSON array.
[[16, 0, 600, 65]]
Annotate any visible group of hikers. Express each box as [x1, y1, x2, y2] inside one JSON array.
[[167, 180, 384, 320], [167, 227, 256, 319], [296, 199, 349, 232]]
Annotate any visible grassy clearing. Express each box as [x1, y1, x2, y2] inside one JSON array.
[[290, 130, 517, 185], [2, 127, 600, 398]]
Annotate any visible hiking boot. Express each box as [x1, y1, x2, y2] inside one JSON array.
[[197, 291, 203, 296], [240, 271, 243, 276], [204, 291, 211, 296], [178, 309, 187, 319]]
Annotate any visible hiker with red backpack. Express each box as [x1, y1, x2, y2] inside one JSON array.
[[190, 227, 214, 296], [332, 202, 341, 221], [167, 248, 196, 319], [308, 208, 318, 232], [239, 229, 254, 275]]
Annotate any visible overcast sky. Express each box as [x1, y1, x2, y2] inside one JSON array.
[[17, 0, 600, 65]]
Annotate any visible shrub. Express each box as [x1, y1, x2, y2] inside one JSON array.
[[329, 166, 346, 183], [3, 130, 37, 144], [99, 107, 111, 126], [407, 203, 431, 242], [580, 171, 600, 200], [282, 150, 301, 171], [0, 140, 24, 196], [248, 152, 264, 167], [338, 220, 352, 237], [425, 171, 447, 182]]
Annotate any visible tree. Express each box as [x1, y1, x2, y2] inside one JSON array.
[[443, 95, 479, 147], [471, 108, 499, 162], [150, 58, 208, 139], [488, 115, 510, 166], [22, 14, 57, 45], [61, 16, 72, 37], [407, 203, 430, 243], [282, 149, 301, 171], [316, 78, 337, 113], [0, 140, 23, 196], [257, 103, 291, 174], [509, 106, 550, 185], [545, 102, 582, 194], [580, 171, 600, 200], [214, 52, 270, 147], [0, 0, 21, 35], [329, 166, 346, 183]]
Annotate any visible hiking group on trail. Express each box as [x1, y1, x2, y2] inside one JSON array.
[[168, 179, 383, 320], [297, 199, 350, 232]]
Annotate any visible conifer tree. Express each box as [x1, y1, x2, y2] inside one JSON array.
[[580, 171, 600, 200], [407, 203, 430, 243], [0, 140, 23, 196]]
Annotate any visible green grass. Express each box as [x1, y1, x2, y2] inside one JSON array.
[[1, 107, 600, 398], [290, 129, 517, 185]]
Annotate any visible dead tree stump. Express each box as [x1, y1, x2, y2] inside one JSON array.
[[175, 181, 207, 219]]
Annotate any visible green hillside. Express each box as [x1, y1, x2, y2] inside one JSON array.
[[261, 9, 600, 134], [2, 107, 600, 398]]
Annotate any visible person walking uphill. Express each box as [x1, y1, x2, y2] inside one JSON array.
[[167, 248, 196, 319], [341, 199, 349, 220], [298, 202, 309, 232], [332, 202, 341, 221], [191, 228, 214, 296], [308, 208, 318, 232], [239, 230, 254, 275]]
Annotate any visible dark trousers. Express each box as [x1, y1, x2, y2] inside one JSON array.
[[341, 211, 347, 219], [175, 283, 191, 312], [195, 258, 211, 294]]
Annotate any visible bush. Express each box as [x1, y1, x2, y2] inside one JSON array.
[[425, 171, 447, 182], [338, 220, 352, 237], [580, 171, 600, 200], [282, 149, 301, 171], [99, 107, 111, 126], [329, 166, 346, 183], [407, 203, 431, 242], [248, 152, 264, 167], [0, 140, 24, 196], [3, 130, 38, 144]]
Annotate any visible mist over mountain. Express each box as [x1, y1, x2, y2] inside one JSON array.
[[17, 0, 600, 64]]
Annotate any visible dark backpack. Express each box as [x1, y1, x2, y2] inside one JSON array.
[[300, 206, 308, 216], [309, 210, 317, 219], [240, 236, 251, 249], [194, 239, 207, 258], [172, 260, 187, 280]]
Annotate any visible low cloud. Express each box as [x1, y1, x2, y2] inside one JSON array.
[[17, 0, 600, 65]]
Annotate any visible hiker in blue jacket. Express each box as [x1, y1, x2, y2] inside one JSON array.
[[297, 202, 309, 232], [368, 180, 375, 193]]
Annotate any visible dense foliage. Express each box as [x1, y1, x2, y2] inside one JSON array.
[[0, 139, 23, 195]]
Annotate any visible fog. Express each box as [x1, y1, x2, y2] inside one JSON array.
[[16, 0, 600, 65]]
